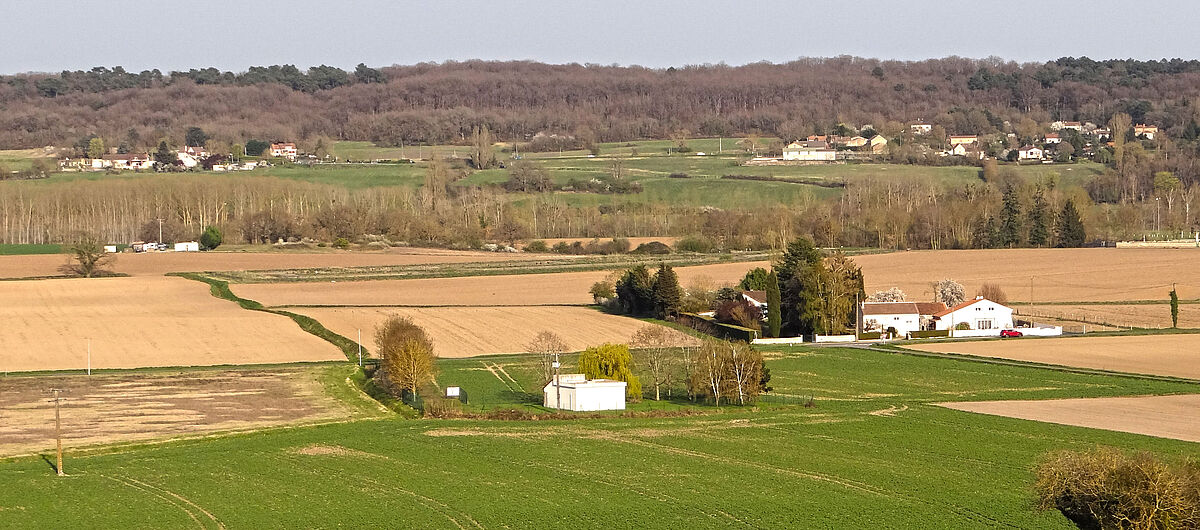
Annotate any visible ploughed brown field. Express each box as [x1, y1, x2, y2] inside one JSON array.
[[0, 247, 541, 279], [856, 248, 1200, 302], [233, 261, 769, 307], [0, 276, 343, 372], [941, 394, 1200, 443], [908, 334, 1200, 380], [1015, 303, 1200, 329], [0, 367, 357, 457], [291, 306, 701, 358]]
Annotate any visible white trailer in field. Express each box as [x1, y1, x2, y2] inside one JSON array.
[[544, 374, 626, 411], [174, 241, 200, 252]]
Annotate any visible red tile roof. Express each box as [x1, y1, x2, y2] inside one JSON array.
[[913, 302, 947, 315]]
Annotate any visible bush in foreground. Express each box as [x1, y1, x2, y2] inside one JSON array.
[[1034, 448, 1200, 529]]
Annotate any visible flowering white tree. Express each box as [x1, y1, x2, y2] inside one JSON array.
[[932, 279, 966, 307]]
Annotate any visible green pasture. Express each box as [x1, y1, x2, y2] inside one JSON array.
[[1, 346, 1195, 528]]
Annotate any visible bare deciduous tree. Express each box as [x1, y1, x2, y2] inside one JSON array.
[[630, 325, 678, 401], [526, 331, 567, 385]]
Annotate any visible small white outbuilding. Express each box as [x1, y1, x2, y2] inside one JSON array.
[[544, 374, 626, 412], [174, 241, 200, 252]]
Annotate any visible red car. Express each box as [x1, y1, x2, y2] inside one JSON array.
[[1000, 329, 1024, 338]]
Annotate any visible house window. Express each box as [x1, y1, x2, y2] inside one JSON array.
[[977, 319, 993, 330]]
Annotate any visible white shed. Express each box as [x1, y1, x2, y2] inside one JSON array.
[[174, 241, 200, 252], [544, 374, 627, 411]]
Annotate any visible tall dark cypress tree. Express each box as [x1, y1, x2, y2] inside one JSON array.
[[765, 271, 781, 338], [1028, 187, 1049, 247], [1055, 199, 1086, 247], [999, 183, 1023, 247], [651, 264, 682, 318]]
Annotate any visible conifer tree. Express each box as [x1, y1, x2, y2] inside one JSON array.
[[1028, 187, 1049, 247], [1055, 200, 1086, 247]]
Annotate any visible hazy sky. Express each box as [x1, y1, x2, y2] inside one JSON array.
[[4, 0, 1199, 74]]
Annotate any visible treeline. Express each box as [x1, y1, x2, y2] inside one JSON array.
[[5, 57, 1200, 149], [0, 170, 1178, 248]]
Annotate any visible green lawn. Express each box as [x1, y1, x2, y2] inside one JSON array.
[[2, 346, 1192, 528]]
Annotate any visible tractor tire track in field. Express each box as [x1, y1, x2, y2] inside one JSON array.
[[481, 361, 518, 393], [102, 474, 224, 529], [277, 453, 482, 529], [482, 449, 754, 527]]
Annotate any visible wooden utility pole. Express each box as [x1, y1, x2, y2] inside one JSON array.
[[49, 388, 66, 476]]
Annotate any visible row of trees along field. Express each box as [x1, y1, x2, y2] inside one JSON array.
[[0, 166, 1149, 248], [5, 57, 1200, 149]]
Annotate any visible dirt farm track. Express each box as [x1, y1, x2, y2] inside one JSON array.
[[0, 276, 343, 372]]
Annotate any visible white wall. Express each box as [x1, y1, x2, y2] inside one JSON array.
[[935, 299, 1013, 331], [544, 381, 626, 411], [865, 313, 921, 335]]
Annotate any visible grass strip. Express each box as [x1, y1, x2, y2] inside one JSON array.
[[170, 272, 360, 360]]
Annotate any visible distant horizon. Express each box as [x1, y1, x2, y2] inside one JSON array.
[[5, 0, 1200, 75], [9, 54, 1200, 77]]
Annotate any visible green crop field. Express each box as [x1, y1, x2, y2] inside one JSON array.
[[0, 243, 64, 255], [2, 346, 1195, 528]]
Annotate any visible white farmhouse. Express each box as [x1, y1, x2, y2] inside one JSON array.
[[544, 374, 626, 411], [782, 141, 837, 162], [270, 142, 298, 160], [1018, 146, 1044, 160], [932, 297, 1014, 332], [862, 301, 947, 337], [863, 302, 920, 336]]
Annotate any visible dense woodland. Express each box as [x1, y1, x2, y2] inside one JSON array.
[[5, 57, 1200, 150]]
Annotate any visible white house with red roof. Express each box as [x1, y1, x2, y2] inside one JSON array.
[[270, 142, 298, 160], [932, 297, 1013, 332]]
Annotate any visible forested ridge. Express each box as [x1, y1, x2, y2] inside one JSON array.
[[4, 57, 1200, 149]]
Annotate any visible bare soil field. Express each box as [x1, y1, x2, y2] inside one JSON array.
[[0, 247, 541, 279], [857, 248, 1200, 302], [1016, 303, 1200, 329], [234, 261, 768, 307], [0, 367, 354, 457], [941, 394, 1200, 443], [908, 334, 1200, 380], [291, 306, 700, 357], [0, 276, 342, 373]]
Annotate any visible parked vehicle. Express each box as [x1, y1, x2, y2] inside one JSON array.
[[1000, 329, 1023, 338]]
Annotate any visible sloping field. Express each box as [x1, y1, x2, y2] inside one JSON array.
[[0, 247, 539, 279], [1016, 303, 1200, 329], [291, 306, 700, 357], [908, 334, 1200, 380], [941, 394, 1200, 443], [0, 366, 362, 457], [235, 261, 768, 306], [857, 248, 1200, 302], [0, 276, 342, 372]]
